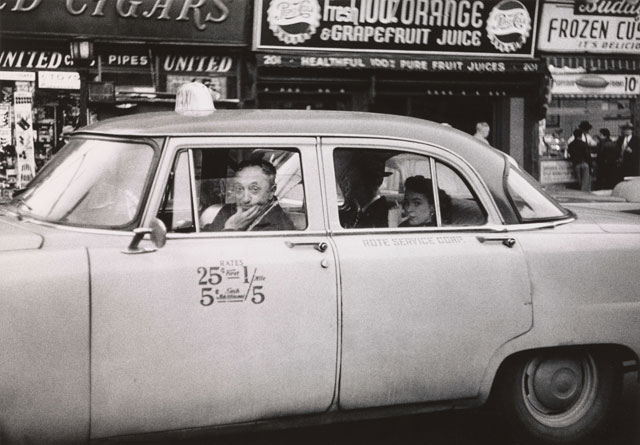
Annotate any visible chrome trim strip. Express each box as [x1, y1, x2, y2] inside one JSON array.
[[430, 157, 442, 227], [328, 224, 509, 236], [504, 216, 576, 232], [165, 230, 330, 240], [188, 149, 200, 233]]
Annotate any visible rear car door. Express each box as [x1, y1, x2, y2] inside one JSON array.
[[321, 138, 533, 409], [89, 137, 338, 439]]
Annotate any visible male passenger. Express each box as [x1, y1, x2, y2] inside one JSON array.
[[337, 154, 391, 229], [202, 159, 294, 231]]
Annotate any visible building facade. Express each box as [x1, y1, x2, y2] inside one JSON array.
[[252, 0, 547, 174], [1, 0, 569, 193], [0, 0, 251, 195], [537, 0, 640, 186]]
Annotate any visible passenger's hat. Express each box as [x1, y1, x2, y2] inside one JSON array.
[[356, 154, 392, 186], [621, 122, 634, 130], [578, 120, 592, 131]]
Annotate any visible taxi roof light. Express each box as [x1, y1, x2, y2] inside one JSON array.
[[175, 82, 216, 116]]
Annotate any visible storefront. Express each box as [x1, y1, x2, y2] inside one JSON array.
[[252, 0, 546, 173], [537, 0, 640, 187], [0, 0, 250, 197]]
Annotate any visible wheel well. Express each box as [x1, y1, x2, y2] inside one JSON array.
[[488, 344, 639, 403]]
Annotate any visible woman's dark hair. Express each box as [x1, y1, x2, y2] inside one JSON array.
[[599, 128, 610, 138], [405, 175, 433, 198], [404, 175, 451, 222]]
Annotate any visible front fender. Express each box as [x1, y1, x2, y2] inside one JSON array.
[[0, 249, 90, 444]]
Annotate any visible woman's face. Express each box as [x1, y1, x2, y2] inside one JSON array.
[[402, 190, 432, 226]]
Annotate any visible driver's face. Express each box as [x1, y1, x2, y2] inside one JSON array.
[[233, 166, 274, 210]]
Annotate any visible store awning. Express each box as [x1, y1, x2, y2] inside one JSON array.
[[546, 56, 639, 73]]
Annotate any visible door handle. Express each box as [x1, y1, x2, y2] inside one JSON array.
[[476, 236, 516, 248], [285, 240, 328, 252]]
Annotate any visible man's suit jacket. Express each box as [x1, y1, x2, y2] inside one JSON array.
[[616, 135, 639, 177]]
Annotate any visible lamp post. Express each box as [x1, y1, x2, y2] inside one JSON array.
[[69, 37, 94, 128]]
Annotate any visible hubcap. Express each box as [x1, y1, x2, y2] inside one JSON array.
[[522, 352, 598, 427], [532, 358, 583, 411]]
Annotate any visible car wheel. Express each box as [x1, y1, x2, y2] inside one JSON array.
[[498, 349, 622, 444]]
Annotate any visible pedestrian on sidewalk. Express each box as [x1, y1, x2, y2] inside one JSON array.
[[568, 128, 592, 192], [473, 122, 491, 145], [596, 128, 618, 189], [616, 122, 638, 181]]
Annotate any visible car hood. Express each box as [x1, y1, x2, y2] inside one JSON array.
[[0, 216, 44, 251], [565, 204, 640, 233]]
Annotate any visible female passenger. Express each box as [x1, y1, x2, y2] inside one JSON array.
[[400, 175, 450, 227]]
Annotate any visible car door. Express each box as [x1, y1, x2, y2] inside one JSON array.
[[321, 138, 533, 409], [89, 137, 338, 439]]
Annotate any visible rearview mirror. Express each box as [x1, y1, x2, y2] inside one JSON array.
[[122, 218, 167, 254]]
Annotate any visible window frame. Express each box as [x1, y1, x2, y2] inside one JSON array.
[[149, 136, 322, 237], [320, 137, 502, 233]]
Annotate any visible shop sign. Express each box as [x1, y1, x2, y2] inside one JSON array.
[[38, 71, 80, 90], [0, 0, 248, 45], [538, 0, 640, 54], [0, 50, 79, 70], [103, 54, 152, 68], [0, 71, 35, 81], [551, 74, 640, 96], [540, 159, 576, 184], [163, 55, 234, 73], [254, 0, 539, 58], [258, 53, 544, 72]]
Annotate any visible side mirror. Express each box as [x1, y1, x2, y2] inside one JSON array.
[[122, 218, 167, 254]]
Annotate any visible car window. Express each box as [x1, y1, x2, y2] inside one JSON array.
[[333, 147, 487, 229], [506, 164, 569, 222], [158, 147, 306, 233], [435, 162, 487, 226], [159, 151, 194, 232]]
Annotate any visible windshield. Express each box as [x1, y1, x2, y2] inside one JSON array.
[[12, 138, 156, 229]]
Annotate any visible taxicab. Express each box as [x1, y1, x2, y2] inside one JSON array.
[[0, 83, 638, 445]]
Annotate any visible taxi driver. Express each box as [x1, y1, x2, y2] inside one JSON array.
[[203, 159, 294, 231]]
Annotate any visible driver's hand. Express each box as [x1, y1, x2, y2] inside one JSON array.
[[224, 205, 262, 230]]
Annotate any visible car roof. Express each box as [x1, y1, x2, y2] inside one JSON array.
[[77, 110, 516, 223]]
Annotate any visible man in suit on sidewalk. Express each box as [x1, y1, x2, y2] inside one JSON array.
[[616, 122, 639, 182]]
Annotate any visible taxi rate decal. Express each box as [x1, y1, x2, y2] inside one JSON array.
[[196, 260, 266, 306]]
